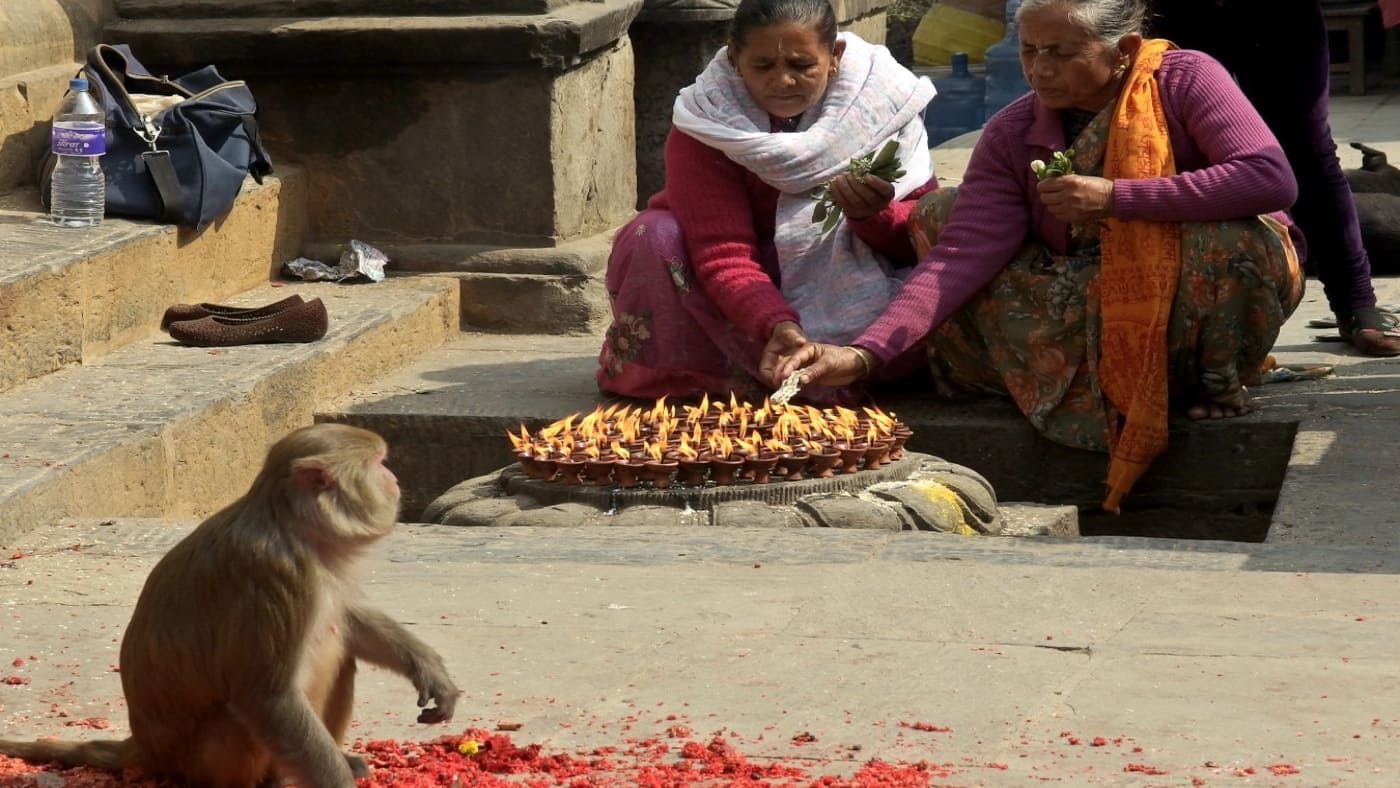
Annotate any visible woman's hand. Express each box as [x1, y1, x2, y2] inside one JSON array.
[[828, 173, 895, 221], [773, 342, 871, 388], [1037, 174, 1115, 224], [759, 321, 810, 387]]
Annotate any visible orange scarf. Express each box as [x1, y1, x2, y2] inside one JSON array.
[[1099, 38, 1179, 513]]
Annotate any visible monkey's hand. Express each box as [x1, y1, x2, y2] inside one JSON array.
[[413, 663, 460, 724]]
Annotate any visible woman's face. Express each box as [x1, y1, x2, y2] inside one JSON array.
[[1018, 4, 1135, 111], [730, 22, 845, 120]]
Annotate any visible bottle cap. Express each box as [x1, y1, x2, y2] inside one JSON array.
[[69, 77, 89, 91]]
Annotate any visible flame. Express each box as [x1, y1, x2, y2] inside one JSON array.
[[650, 396, 669, 422], [699, 392, 711, 415], [584, 445, 601, 460], [619, 417, 639, 443], [765, 438, 792, 454], [647, 442, 663, 462], [614, 443, 631, 461], [833, 406, 859, 428], [804, 438, 825, 454], [736, 437, 756, 456], [867, 423, 880, 445], [716, 434, 734, 459], [676, 437, 698, 460], [864, 406, 895, 431], [754, 402, 771, 425]]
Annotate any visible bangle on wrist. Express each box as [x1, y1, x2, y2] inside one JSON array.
[[845, 345, 876, 380]]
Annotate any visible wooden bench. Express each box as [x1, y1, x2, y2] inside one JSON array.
[[1323, 1, 1375, 95]]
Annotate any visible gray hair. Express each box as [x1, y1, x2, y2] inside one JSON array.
[[1016, 0, 1147, 46]]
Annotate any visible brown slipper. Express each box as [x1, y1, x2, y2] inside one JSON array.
[[168, 298, 328, 347], [160, 294, 305, 331], [1341, 307, 1400, 357]]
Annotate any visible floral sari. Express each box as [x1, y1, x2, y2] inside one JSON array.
[[913, 102, 1304, 483]]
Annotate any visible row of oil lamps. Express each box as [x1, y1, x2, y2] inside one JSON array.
[[508, 398, 913, 488]]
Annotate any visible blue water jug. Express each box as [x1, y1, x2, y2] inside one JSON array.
[[925, 52, 986, 145], [983, 0, 1031, 120]]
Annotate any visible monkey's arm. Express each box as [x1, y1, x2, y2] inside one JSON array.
[[346, 605, 460, 723], [230, 690, 357, 787]]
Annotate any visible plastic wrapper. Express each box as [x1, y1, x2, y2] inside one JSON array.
[[282, 240, 388, 282]]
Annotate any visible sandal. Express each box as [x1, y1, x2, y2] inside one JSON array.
[[1341, 307, 1400, 357]]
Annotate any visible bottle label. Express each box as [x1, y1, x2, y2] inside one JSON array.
[[52, 124, 106, 156]]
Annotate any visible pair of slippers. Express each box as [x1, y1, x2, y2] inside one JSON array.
[[160, 294, 328, 347]]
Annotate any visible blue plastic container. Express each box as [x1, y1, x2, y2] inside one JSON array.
[[924, 52, 986, 145], [982, 0, 1031, 120]]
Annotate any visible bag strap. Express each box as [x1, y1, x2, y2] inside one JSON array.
[[241, 115, 274, 184], [142, 150, 186, 225]]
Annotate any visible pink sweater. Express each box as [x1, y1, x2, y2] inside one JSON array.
[[855, 48, 1298, 362], [649, 128, 938, 343]]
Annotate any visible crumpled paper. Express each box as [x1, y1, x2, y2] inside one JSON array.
[[282, 240, 388, 282]]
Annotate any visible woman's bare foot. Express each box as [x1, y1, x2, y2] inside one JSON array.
[[1186, 387, 1253, 420]]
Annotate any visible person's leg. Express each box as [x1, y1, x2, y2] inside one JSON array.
[[596, 210, 748, 399], [1183, 2, 1398, 354], [1168, 215, 1305, 421]]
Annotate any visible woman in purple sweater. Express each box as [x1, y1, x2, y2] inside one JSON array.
[[769, 0, 1304, 510]]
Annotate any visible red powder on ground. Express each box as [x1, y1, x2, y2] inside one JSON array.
[[0, 728, 967, 787]]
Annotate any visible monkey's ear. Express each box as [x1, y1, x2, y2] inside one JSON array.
[[292, 460, 336, 493]]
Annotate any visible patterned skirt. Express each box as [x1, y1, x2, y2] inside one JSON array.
[[595, 209, 920, 406], [913, 189, 1305, 452]]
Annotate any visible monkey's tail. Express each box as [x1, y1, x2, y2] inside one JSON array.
[[0, 736, 138, 771]]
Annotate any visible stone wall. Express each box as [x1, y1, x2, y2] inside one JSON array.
[[0, 0, 113, 192], [106, 0, 644, 259]]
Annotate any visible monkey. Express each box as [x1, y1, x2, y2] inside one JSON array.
[[0, 423, 460, 787]]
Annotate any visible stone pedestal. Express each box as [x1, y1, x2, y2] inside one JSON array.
[[106, 0, 644, 332], [631, 0, 896, 207]]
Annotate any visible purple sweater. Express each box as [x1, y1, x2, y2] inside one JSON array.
[[855, 48, 1298, 362]]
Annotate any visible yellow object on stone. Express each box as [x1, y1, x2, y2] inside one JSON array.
[[913, 3, 1006, 65], [912, 480, 979, 536]]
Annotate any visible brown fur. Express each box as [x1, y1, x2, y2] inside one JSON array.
[[0, 424, 459, 788]]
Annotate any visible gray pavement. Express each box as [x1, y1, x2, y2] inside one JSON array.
[[3, 518, 1399, 784]]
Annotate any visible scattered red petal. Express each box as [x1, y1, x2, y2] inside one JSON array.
[[11, 659, 23, 668], [898, 721, 951, 732], [2, 676, 29, 685], [1090, 736, 1107, 747], [1125, 762, 1169, 775], [1267, 763, 1300, 775], [666, 725, 693, 738], [8, 552, 23, 560], [63, 718, 111, 730], [495, 721, 522, 731], [791, 731, 818, 744]]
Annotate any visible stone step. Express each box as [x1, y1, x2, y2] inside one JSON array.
[[0, 275, 460, 543], [0, 169, 307, 395], [320, 331, 1292, 536]]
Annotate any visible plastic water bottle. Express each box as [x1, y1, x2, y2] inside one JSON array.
[[982, 0, 1032, 120], [924, 52, 987, 145], [49, 77, 106, 228]]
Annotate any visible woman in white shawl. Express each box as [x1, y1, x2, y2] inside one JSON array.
[[595, 0, 938, 405]]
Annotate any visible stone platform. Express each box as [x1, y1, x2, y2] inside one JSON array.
[[422, 452, 1070, 535]]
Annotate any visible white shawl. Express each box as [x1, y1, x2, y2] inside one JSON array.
[[672, 32, 936, 344]]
